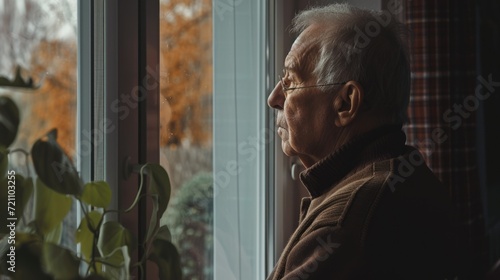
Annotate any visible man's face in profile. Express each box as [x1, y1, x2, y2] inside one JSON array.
[[268, 26, 341, 167]]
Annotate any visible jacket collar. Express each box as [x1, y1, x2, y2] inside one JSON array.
[[299, 124, 407, 198]]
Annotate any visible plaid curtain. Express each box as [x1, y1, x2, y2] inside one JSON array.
[[403, 0, 488, 277]]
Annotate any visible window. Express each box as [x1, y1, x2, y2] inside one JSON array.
[[0, 0, 78, 249], [92, 0, 275, 279], [158, 0, 213, 279], [158, 0, 273, 279], [211, 1, 270, 278]]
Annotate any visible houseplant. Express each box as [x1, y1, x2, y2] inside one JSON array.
[[0, 86, 181, 279]]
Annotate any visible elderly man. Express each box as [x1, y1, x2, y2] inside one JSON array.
[[267, 4, 458, 280]]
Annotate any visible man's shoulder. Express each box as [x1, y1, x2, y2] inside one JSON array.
[[307, 151, 457, 277], [308, 148, 452, 236]]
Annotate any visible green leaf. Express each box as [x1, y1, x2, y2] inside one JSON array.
[[17, 176, 34, 217], [41, 242, 80, 279], [97, 245, 129, 268], [81, 181, 112, 208], [90, 262, 103, 276], [98, 246, 130, 280], [147, 164, 171, 217], [147, 194, 161, 244], [44, 222, 63, 244], [149, 239, 182, 280], [76, 211, 102, 261], [31, 129, 83, 195], [10, 175, 34, 224], [98, 221, 134, 258], [34, 178, 72, 236], [145, 164, 171, 242], [0, 96, 20, 148], [156, 225, 173, 242]]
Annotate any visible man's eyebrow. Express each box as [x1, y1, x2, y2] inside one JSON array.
[[284, 56, 300, 71], [284, 65, 302, 81]]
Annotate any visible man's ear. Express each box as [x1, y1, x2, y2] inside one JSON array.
[[332, 81, 364, 127]]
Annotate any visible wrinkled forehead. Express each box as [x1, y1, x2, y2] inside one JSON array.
[[284, 25, 323, 78]]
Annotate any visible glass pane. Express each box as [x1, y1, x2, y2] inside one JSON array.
[[212, 1, 268, 279], [159, 1, 270, 279], [158, 0, 214, 279], [0, 0, 77, 153], [0, 0, 78, 249]]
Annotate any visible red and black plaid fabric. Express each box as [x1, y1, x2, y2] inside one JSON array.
[[403, 0, 488, 277]]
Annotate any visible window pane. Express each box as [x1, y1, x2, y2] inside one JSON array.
[[158, 0, 214, 279], [159, 1, 270, 279], [212, 1, 268, 278], [0, 0, 77, 153], [0, 0, 78, 249]]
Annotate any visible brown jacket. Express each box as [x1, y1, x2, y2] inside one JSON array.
[[268, 126, 458, 280]]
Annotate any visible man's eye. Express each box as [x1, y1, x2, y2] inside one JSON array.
[[283, 78, 291, 88]]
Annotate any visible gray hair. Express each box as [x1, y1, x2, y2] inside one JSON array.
[[291, 3, 411, 123]]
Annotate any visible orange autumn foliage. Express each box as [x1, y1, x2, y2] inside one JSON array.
[[18, 0, 212, 155], [17, 39, 77, 156], [159, 0, 213, 147]]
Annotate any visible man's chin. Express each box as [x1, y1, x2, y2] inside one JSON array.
[[281, 141, 297, 157]]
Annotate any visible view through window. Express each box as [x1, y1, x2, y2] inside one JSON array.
[[158, 0, 214, 279], [0, 0, 78, 249]]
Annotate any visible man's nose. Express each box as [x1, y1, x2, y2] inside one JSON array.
[[267, 81, 285, 110]]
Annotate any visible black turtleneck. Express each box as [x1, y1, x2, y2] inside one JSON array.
[[299, 124, 407, 198]]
